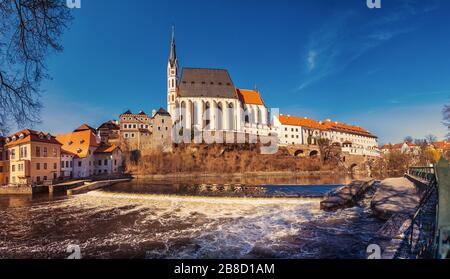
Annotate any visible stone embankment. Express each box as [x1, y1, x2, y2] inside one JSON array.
[[320, 179, 377, 211]]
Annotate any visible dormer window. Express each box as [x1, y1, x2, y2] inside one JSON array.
[[12, 136, 17, 141], [76, 148, 82, 154], [19, 133, 24, 139], [68, 141, 73, 145], [80, 140, 85, 144]]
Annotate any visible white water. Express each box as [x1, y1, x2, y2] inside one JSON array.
[[0, 190, 383, 259]]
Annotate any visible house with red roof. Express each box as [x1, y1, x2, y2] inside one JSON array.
[[3, 129, 62, 186], [56, 124, 123, 178]]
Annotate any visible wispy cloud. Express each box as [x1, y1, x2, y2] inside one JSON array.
[[307, 50, 317, 72], [297, 0, 438, 91]]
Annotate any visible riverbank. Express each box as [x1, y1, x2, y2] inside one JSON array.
[[125, 144, 343, 175]]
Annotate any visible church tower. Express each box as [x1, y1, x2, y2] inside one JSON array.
[[167, 27, 178, 120]]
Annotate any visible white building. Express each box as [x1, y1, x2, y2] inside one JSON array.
[[56, 124, 123, 178], [273, 115, 380, 157], [274, 115, 329, 146], [321, 119, 379, 157], [166, 29, 271, 138], [60, 151, 75, 178], [93, 145, 123, 175]]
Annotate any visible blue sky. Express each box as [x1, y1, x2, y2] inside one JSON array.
[[35, 0, 449, 144]]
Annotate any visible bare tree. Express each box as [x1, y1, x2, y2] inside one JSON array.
[[0, 0, 72, 136], [444, 104, 450, 140], [404, 136, 414, 144], [414, 138, 427, 148], [424, 134, 437, 144]]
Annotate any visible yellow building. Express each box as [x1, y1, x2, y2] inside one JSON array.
[[4, 130, 62, 186], [0, 137, 9, 185]]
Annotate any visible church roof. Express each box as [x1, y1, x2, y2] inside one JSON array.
[[178, 68, 238, 99], [237, 89, 265, 106]]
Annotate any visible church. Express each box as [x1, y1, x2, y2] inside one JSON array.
[[166, 30, 272, 138]]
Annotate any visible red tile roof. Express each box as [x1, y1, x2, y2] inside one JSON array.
[[320, 120, 376, 138], [94, 144, 120, 154], [278, 115, 325, 130], [4, 129, 61, 148], [56, 128, 99, 159], [237, 89, 265, 106], [433, 141, 449, 150]]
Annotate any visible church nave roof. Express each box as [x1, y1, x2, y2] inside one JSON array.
[[178, 68, 238, 99]]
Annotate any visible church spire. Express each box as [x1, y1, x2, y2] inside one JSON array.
[[169, 26, 177, 67]]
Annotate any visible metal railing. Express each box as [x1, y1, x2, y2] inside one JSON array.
[[407, 166, 435, 183], [405, 167, 439, 259]]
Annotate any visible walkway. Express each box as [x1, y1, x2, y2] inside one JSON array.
[[371, 177, 421, 220]]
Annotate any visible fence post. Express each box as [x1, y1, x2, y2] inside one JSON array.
[[435, 158, 450, 259]]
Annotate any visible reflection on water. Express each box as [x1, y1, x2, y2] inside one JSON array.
[[0, 175, 384, 259], [104, 180, 344, 198]]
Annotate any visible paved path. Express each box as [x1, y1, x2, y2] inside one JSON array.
[[371, 177, 421, 220]]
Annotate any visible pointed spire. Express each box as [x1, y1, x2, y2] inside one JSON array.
[[169, 26, 177, 67]]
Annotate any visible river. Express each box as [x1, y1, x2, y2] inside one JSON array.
[[0, 175, 384, 259]]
